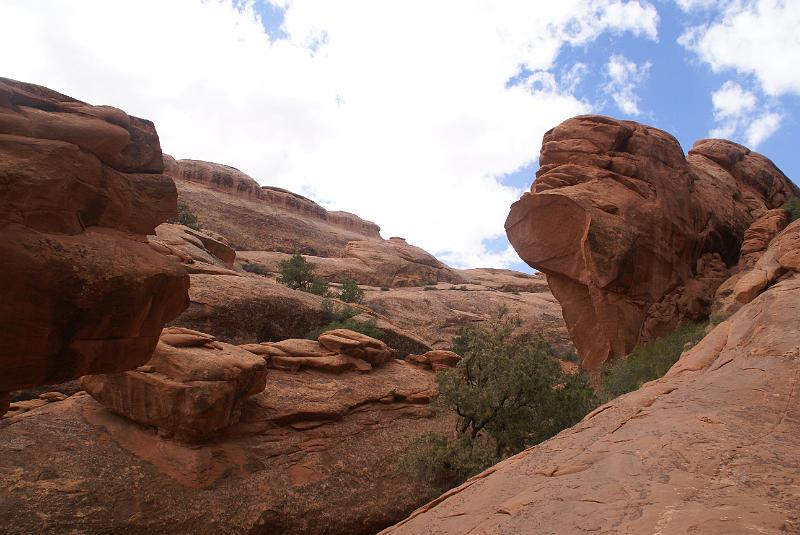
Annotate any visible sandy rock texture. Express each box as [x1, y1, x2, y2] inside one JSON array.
[[0, 346, 450, 534], [506, 114, 798, 368], [383, 227, 800, 534], [82, 327, 267, 441], [0, 78, 189, 413]]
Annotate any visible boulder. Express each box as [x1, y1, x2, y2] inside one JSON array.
[[505, 115, 798, 368], [0, 77, 189, 395], [732, 219, 800, 305], [82, 327, 267, 442], [318, 329, 394, 366], [150, 223, 237, 274], [407, 350, 461, 370]]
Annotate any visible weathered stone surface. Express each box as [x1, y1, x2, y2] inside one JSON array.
[[82, 327, 267, 442], [407, 350, 461, 370], [0, 77, 189, 392], [0, 348, 450, 535], [165, 156, 381, 254], [318, 329, 394, 366], [506, 114, 798, 368], [0, 392, 9, 418], [383, 273, 800, 535], [732, 219, 800, 305], [150, 223, 237, 275], [740, 208, 789, 256]]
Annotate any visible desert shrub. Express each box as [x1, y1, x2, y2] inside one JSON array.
[[170, 202, 199, 230], [306, 299, 384, 340], [400, 433, 496, 499], [241, 263, 268, 276], [783, 197, 800, 222], [600, 322, 706, 401], [278, 254, 317, 290], [402, 307, 597, 493], [308, 277, 330, 296], [338, 279, 364, 303]]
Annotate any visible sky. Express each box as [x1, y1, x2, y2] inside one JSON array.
[[2, 0, 799, 272]]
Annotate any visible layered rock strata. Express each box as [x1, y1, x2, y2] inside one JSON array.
[[82, 327, 267, 441], [0, 78, 189, 414], [506, 115, 798, 367]]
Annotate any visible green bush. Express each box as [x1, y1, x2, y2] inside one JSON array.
[[308, 277, 330, 296], [306, 299, 384, 340], [170, 202, 199, 230], [783, 197, 800, 222], [339, 279, 364, 303], [401, 307, 597, 494], [241, 263, 268, 276], [600, 322, 706, 401], [400, 433, 496, 499], [278, 254, 325, 294]]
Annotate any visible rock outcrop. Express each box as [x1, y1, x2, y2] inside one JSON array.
[[406, 350, 462, 371], [0, 335, 449, 534], [82, 327, 267, 442], [384, 215, 800, 535], [0, 78, 189, 413], [506, 115, 798, 367]]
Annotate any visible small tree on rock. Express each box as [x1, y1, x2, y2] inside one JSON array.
[[278, 254, 316, 290], [339, 279, 364, 303]]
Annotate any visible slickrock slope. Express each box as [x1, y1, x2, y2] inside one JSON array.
[[0, 334, 452, 535], [506, 115, 798, 368], [383, 220, 800, 535], [0, 78, 189, 414]]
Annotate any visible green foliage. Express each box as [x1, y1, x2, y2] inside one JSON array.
[[338, 279, 364, 303], [783, 197, 800, 222], [600, 322, 706, 401], [308, 277, 330, 296], [278, 254, 317, 291], [443, 307, 597, 456], [401, 307, 597, 493], [400, 433, 496, 499], [171, 202, 199, 230], [306, 299, 384, 340], [241, 263, 268, 276]]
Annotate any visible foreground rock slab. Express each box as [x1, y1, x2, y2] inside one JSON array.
[[382, 273, 800, 534], [82, 327, 267, 441]]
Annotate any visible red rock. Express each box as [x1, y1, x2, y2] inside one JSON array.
[[82, 328, 267, 442], [733, 219, 800, 305], [0, 78, 189, 392], [407, 350, 461, 369], [382, 272, 800, 535], [506, 115, 799, 368], [150, 223, 237, 274], [739, 208, 789, 256], [0, 392, 8, 418], [318, 329, 394, 366]]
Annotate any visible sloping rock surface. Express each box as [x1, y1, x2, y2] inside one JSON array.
[[0, 78, 189, 407], [506, 114, 798, 368], [384, 218, 800, 535]]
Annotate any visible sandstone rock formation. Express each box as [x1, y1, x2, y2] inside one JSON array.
[[506, 115, 799, 368], [82, 327, 267, 441], [0, 78, 189, 414], [150, 223, 237, 275], [407, 350, 462, 371], [0, 337, 449, 534], [383, 220, 800, 535]]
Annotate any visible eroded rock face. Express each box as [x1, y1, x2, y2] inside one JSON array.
[[0, 78, 189, 408], [506, 115, 798, 367], [82, 327, 267, 442], [383, 258, 800, 534], [407, 350, 461, 371], [150, 223, 237, 275]]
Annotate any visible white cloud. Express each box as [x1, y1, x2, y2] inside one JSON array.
[[674, 0, 727, 12], [711, 81, 756, 119], [604, 54, 651, 115], [707, 80, 781, 148], [680, 0, 800, 96], [0, 0, 659, 269], [745, 111, 782, 147]]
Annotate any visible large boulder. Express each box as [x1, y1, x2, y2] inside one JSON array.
[[0, 78, 189, 411], [82, 327, 267, 442], [382, 240, 800, 534], [506, 115, 798, 368]]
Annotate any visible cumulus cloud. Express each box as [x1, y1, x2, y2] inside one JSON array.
[[604, 54, 652, 115], [680, 0, 800, 96], [0, 0, 659, 269], [708, 81, 781, 148]]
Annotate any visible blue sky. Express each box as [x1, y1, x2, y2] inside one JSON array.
[[2, 1, 798, 273]]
